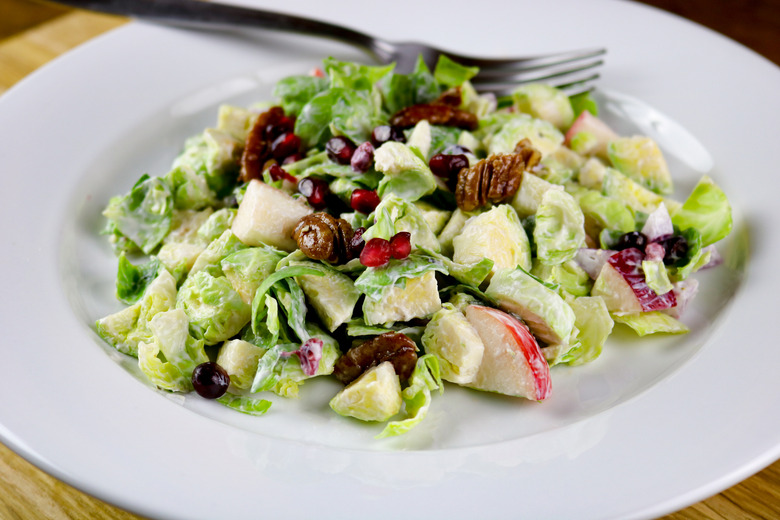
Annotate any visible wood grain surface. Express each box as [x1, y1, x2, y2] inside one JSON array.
[[0, 1, 778, 519]]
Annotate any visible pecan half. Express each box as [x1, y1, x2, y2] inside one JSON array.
[[389, 103, 478, 130], [239, 106, 286, 183], [292, 212, 356, 264], [333, 332, 418, 385], [455, 138, 541, 211], [433, 86, 462, 107]]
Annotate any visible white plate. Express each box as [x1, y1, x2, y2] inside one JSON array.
[[1, 1, 779, 518]]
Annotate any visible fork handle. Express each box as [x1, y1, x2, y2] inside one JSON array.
[[56, 0, 392, 60]]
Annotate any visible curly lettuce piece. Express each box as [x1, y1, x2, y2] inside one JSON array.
[[291, 261, 360, 332], [607, 136, 673, 195], [377, 354, 443, 438], [531, 258, 592, 297], [575, 189, 635, 238], [420, 248, 493, 288], [486, 267, 576, 346], [176, 271, 251, 345], [437, 208, 473, 257], [157, 242, 205, 284], [406, 119, 432, 159], [363, 271, 442, 326], [453, 205, 531, 277], [433, 55, 479, 87], [534, 189, 586, 266], [172, 128, 242, 198], [511, 172, 564, 218], [96, 269, 177, 356], [380, 57, 440, 115], [421, 305, 484, 384], [197, 208, 236, 243], [252, 327, 340, 397], [216, 104, 259, 141], [373, 142, 438, 202], [103, 174, 174, 254], [216, 339, 267, 390], [414, 201, 451, 235], [250, 265, 324, 335], [217, 394, 272, 416], [536, 146, 585, 185], [164, 165, 218, 210], [486, 113, 564, 157], [362, 194, 440, 252], [601, 167, 665, 215], [355, 254, 447, 302], [324, 57, 395, 90], [272, 75, 329, 116], [512, 83, 575, 130], [115, 253, 162, 305], [671, 175, 732, 247], [330, 361, 403, 422], [613, 312, 689, 336], [137, 309, 208, 392], [564, 295, 614, 366], [295, 87, 382, 148], [190, 230, 247, 278], [221, 246, 284, 304], [642, 259, 674, 295], [569, 91, 599, 118]]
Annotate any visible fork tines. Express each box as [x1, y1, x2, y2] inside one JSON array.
[[454, 48, 606, 97]]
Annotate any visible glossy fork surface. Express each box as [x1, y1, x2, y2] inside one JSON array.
[[46, 0, 605, 96]]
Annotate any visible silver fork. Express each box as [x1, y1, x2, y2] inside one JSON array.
[[47, 0, 605, 97]]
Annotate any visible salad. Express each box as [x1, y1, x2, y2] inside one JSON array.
[[95, 55, 732, 438]]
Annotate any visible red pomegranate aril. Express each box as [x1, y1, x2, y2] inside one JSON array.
[[326, 136, 357, 165], [360, 238, 392, 267], [429, 153, 469, 178], [390, 232, 412, 259], [351, 227, 366, 255], [282, 152, 305, 165], [268, 164, 297, 183], [271, 132, 302, 160], [350, 189, 381, 214], [265, 115, 295, 139], [370, 125, 406, 147], [298, 178, 330, 209], [192, 362, 230, 399], [351, 142, 375, 172]]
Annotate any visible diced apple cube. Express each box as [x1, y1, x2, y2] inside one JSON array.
[[231, 179, 312, 251]]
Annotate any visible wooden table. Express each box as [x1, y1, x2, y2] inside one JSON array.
[[1, 4, 779, 519]]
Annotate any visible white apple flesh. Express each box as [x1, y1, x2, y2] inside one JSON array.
[[464, 305, 552, 401]]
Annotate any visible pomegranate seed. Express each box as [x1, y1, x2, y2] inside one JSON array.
[[350, 189, 380, 214], [297, 178, 330, 209], [429, 153, 469, 178], [351, 142, 375, 172], [282, 152, 305, 165], [390, 232, 412, 259], [370, 125, 406, 147], [192, 362, 230, 399], [271, 132, 301, 160], [268, 164, 297, 184], [350, 227, 366, 256], [615, 231, 648, 252], [326, 136, 357, 165], [360, 238, 392, 267], [265, 115, 295, 140]]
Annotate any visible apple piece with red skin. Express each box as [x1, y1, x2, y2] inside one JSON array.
[[564, 111, 618, 159], [464, 305, 552, 401], [592, 247, 677, 313]]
